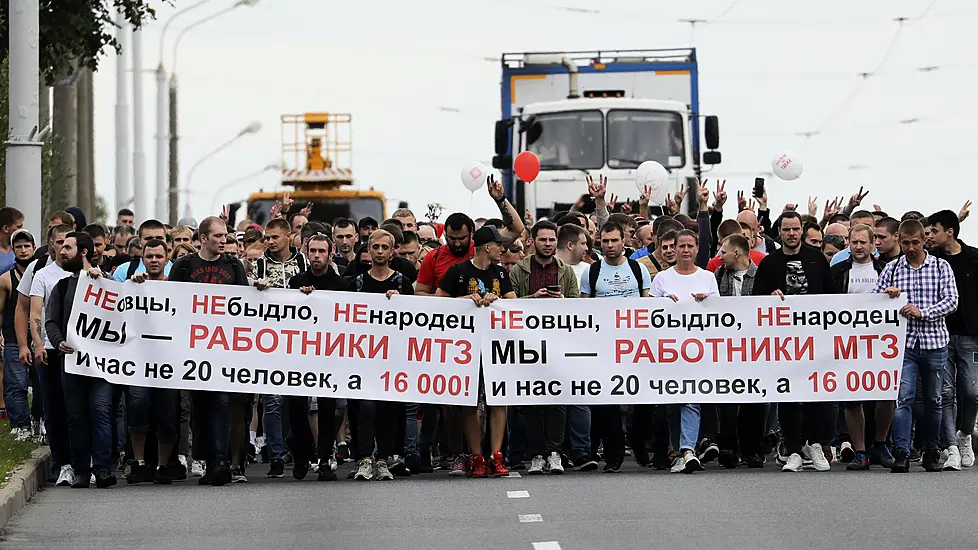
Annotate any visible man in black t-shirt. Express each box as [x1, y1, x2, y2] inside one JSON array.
[[286, 235, 347, 482], [347, 229, 413, 482], [436, 225, 516, 478], [169, 216, 248, 487]]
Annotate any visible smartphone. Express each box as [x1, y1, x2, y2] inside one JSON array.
[[546, 285, 561, 294], [753, 177, 765, 199]]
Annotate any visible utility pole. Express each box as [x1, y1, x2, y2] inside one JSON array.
[[76, 68, 95, 217], [52, 68, 79, 212], [115, 12, 131, 217], [132, 26, 147, 221], [6, 0, 43, 238], [168, 75, 179, 225]]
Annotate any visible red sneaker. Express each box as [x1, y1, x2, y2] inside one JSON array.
[[489, 450, 510, 477], [469, 453, 488, 478]]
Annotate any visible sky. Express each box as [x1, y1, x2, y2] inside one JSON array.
[[92, 0, 978, 241]]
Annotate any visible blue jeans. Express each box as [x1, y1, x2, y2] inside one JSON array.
[[941, 335, 978, 448], [2, 345, 30, 428], [677, 403, 701, 452], [62, 372, 116, 473], [566, 405, 592, 460], [894, 344, 946, 453], [262, 394, 286, 461]]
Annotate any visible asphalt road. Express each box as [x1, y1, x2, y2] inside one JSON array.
[[2, 460, 976, 549]]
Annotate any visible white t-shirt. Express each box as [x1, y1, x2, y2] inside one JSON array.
[[650, 266, 720, 301], [731, 268, 748, 297], [848, 260, 879, 295], [16, 258, 40, 297], [579, 258, 652, 298], [571, 261, 588, 283], [29, 262, 70, 350]]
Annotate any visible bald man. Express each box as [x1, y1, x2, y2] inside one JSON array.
[[737, 210, 778, 254], [825, 223, 849, 244]]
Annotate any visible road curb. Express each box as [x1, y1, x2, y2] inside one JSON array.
[[0, 447, 51, 530]]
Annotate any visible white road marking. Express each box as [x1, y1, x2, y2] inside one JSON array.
[[532, 542, 562, 550], [507, 490, 530, 498], [506, 472, 522, 478], [519, 514, 544, 523]]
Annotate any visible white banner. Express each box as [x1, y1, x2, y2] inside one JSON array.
[[65, 278, 480, 405], [482, 294, 908, 405]]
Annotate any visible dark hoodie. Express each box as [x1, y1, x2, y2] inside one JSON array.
[[65, 206, 87, 231]]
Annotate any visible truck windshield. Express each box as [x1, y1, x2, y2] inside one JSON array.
[[248, 197, 384, 226], [525, 110, 604, 171], [606, 110, 685, 169]]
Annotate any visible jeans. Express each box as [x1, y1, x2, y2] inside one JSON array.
[[404, 403, 419, 459], [675, 403, 701, 452], [38, 351, 71, 469], [2, 345, 30, 428], [565, 405, 592, 460], [62, 371, 115, 473], [126, 386, 179, 444], [262, 394, 286, 461], [526, 405, 566, 457], [894, 344, 946, 453], [941, 335, 978, 448], [190, 390, 230, 466]]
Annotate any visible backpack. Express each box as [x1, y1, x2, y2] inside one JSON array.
[[354, 271, 403, 292], [588, 259, 645, 298], [125, 258, 141, 281]]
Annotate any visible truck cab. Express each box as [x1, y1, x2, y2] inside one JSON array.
[[493, 49, 721, 219]]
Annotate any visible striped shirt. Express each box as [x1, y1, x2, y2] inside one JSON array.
[[873, 252, 958, 349]]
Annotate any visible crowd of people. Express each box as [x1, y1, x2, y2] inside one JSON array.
[[0, 174, 974, 488]]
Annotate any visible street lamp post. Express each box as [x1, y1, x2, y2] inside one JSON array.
[[162, 0, 260, 224], [208, 162, 280, 216], [182, 121, 263, 218]]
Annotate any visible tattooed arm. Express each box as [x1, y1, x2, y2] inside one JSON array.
[[29, 295, 47, 365]]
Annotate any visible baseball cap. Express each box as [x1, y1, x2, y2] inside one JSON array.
[[178, 216, 199, 230], [473, 225, 508, 247], [11, 229, 35, 246]]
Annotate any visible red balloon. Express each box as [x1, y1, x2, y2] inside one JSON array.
[[513, 151, 541, 183]]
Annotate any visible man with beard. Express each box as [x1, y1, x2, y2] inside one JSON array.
[[509, 221, 580, 475], [349, 229, 414, 481], [120, 239, 182, 484], [45, 232, 118, 488], [437, 225, 516, 478], [0, 229, 35, 438], [169, 217, 249, 486], [287, 234, 348, 481]]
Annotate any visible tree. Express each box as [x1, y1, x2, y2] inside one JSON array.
[[0, 1, 159, 79]]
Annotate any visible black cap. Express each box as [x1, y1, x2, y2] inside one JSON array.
[[474, 225, 508, 247]]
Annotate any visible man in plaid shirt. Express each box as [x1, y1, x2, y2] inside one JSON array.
[[874, 219, 959, 473]]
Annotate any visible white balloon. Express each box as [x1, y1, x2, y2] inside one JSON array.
[[635, 161, 670, 204], [772, 151, 803, 181], [461, 162, 488, 192]]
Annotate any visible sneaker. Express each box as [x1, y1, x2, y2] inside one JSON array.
[[126, 462, 148, 484], [940, 448, 949, 464], [782, 453, 804, 472], [190, 460, 205, 477], [335, 442, 350, 464], [71, 471, 91, 488], [573, 455, 599, 471], [717, 450, 739, 469], [375, 459, 394, 481], [678, 450, 700, 474], [921, 450, 942, 472], [267, 459, 285, 478], [212, 463, 232, 486], [958, 431, 975, 467], [94, 469, 117, 488], [173, 455, 189, 481], [230, 465, 248, 483], [469, 453, 488, 478], [448, 454, 468, 476], [746, 453, 765, 468], [436, 455, 453, 471], [488, 450, 509, 477], [528, 455, 546, 475], [56, 465, 75, 487], [776, 444, 790, 466], [388, 455, 410, 477], [602, 461, 622, 473], [846, 451, 870, 471], [31, 420, 44, 443], [890, 448, 910, 473], [868, 443, 896, 469], [355, 458, 374, 481], [803, 443, 831, 471], [316, 461, 337, 481], [407, 454, 433, 474], [840, 441, 855, 463], [670, 452, 688, 473], [12, 427, 31, 441], [547, 452, 564, 474], [943, 446, 962, 471], [293, 460, 310, 480], [154, 465, 173, 485], [632, 446, 650, 467], [697, 438, 719, 464]]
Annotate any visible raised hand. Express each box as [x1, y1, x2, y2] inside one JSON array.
[[586, 174, 607, 200], [269, 200, 283, 220], [960, 200, 972, 222], [487, 174, 505, 201], [808, 196, 818, 217], [713, 180, 727, 211], [847, 186, 869, 210], [299, 202, 314, 219], [737, 190, 747, 212], [282, 191, 294, 213]]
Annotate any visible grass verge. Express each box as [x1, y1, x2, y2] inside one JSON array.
[[0, 424, 40, 487]]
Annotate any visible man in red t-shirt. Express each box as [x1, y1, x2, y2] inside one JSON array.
[[706, 219, 767, 272]]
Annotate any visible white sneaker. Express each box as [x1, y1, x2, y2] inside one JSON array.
[[56, 465, 75, 486], [940, 448, 949, 463], [355, 458, 374, 481], [13, 427, 32, 441], [782, 453, 804, 472], [177, 454, 189, 472], [803, 444, 831, 471], [329, 458, 338, 472], [190, 460, 205, 477], [547, 452, 564, 474], [670, 453, 688, 473], [957, 431, 974, 467], [374, 459, 394, 481], [943, 445, 962, 471], [528, 455, 546, 475]]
